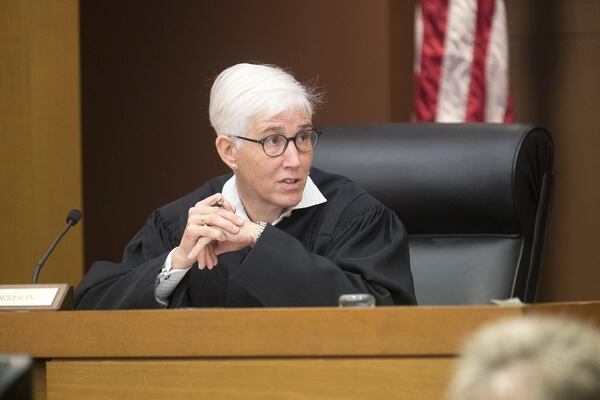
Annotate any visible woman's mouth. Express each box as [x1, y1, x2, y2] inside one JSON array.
[[279, 178, 302, 190]]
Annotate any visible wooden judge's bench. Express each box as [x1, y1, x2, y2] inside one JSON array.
[[1, 302, 599, 400]]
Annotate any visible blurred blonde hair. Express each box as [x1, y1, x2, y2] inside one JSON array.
[[447, 316, 600, 400]]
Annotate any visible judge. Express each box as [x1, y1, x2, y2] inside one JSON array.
[[75, 63, 416, 309]]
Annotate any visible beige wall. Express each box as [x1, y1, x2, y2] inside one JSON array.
[[507, 0, 600, 301], [0, 0, 83, 285]]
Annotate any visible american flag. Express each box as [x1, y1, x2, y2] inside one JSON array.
[[414, 0, 513, 122]]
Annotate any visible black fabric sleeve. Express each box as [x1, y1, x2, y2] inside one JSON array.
[[74, 210, 177, 309], [229, 196, 416, 307]]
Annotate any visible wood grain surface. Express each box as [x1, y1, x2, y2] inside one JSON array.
[[47, 358, 455, 400], [0, 0, 83, 287], [0, 306, 524, 358]]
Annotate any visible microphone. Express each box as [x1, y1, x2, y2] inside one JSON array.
[[32, 209, 82, 284]]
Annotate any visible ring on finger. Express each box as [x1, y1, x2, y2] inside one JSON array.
[[201, 215, 207, 226]]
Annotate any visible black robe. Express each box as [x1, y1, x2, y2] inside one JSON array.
[[75, 168, 416, 309]]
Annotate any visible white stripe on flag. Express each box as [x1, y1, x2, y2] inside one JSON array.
[[414, 3, 424, 76], [484, 0, 510, 122], [436, 0, 478, 122]]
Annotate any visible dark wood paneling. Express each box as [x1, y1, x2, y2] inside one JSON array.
[[506, 0, 600, 301]]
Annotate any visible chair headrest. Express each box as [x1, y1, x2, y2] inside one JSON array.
[[313, 123, 553, 235]]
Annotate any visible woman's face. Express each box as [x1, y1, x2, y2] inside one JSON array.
[[233, 109, 314, 220]]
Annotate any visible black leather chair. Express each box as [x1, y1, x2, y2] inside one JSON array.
[[313, 123, 554, 305]]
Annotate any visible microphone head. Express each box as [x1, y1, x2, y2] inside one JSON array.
[[66, 209, 82, 226]]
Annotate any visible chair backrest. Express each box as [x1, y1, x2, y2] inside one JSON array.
[[313, 123, 554, 304]]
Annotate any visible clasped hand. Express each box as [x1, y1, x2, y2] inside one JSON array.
[[171, 193, 259, 269]]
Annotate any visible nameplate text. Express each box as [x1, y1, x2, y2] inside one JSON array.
[[0, 287, 59, 307]]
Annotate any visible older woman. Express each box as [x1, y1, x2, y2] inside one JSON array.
[[75, 63, 416, 309]]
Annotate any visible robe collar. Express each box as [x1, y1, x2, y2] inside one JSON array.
[[221, 173, 327, 225]]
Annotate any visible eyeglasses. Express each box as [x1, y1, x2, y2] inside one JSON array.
[[231, 128, 321, 157]]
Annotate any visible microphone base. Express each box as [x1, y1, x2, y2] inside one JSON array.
[[0, 284, 72, 311]]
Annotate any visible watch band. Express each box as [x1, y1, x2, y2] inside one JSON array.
[[252, 221, 267, 246]]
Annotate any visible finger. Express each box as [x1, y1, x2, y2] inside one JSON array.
[[195, 193, 226, 208], [196, 247, 207, 270], [189, 213, 242, 233], [188, 202, 244, 226], [187, 236, 212, 260], [184, 225, 227, 243], [219, 197, 236, 214], [209, 244, 218, 267], [188, 241, 204, 262], [188, 209, 244, 230], [214, 207, 245, 226], [201, 251, 216, 270], [201, 243, 213, 270], [181, 225, 225, 261], [192, 194, 240, 223], [205, 244, 218, 270], [198, 247, 210, 270]]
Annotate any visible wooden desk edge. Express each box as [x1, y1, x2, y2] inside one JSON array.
[[1, 302, 598, 359]]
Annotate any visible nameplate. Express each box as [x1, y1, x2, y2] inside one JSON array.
[[0, 284, 72, 310]]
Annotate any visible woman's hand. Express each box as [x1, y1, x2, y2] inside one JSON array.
[[171, 193, 244, 270], [212, 220, 263, 256]]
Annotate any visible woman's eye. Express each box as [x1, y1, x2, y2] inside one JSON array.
[[265, 135, 283, 146], [296, 133, 309, 143]]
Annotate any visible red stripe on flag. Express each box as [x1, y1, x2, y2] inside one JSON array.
[[414, 0, 450, 122], [465, 0, 495, 121]]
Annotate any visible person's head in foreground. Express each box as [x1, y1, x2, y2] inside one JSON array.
[[447, 316, 600, 400]]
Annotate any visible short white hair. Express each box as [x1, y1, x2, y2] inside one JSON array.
[[447, 316, 600, 400], [209, 63, 320, 137]]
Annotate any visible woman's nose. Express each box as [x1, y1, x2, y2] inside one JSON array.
[[282, 140, 301, 166]]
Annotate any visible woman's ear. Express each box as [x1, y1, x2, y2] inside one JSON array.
[[215, 135, 238, 170]]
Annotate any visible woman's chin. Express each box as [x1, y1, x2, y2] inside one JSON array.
[[272, 193, 303, 210]]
